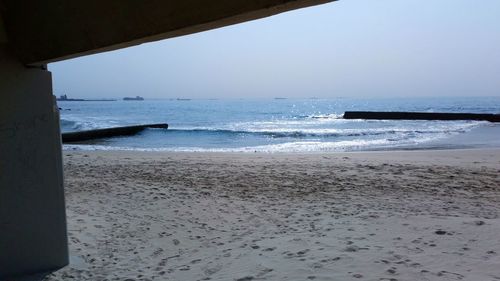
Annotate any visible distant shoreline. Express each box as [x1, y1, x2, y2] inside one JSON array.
[[57, 99, 117, 101]]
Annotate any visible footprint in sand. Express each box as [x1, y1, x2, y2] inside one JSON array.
[[203, 264, 223, 276]]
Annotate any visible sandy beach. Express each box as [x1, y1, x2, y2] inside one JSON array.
[[45, 149, 500, 281]]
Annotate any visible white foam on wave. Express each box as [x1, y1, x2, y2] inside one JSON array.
[[172, 120, 484, 137], [62, 119, 487, 153], [305, 113, 344, 119], [60, 116, 124, 132], [62, 127, 455, 153], [62, 139, 405, 153]]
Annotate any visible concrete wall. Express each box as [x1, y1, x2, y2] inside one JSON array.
[[0, 44, 68, 279]]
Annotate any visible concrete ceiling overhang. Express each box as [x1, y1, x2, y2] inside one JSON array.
[[0, 0, 335, 66]]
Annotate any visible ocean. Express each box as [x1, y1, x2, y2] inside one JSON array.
[[58, 97, 500, 152]]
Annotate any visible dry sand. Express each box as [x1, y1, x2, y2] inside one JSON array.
[[45, 149, 500, 281]]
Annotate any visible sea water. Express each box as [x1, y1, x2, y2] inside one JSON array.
[[58, 97, 500, 152]]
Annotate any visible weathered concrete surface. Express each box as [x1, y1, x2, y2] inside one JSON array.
[[0, 44, 68, 280], [0, 0, 335, 65]]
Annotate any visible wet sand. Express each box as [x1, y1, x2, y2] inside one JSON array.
[[45, 149, 500, 281]]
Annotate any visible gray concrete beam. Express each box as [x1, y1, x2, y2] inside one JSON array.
[[0, 0, 335, 65]]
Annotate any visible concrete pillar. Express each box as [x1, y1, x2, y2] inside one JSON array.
[[0, 44, 68, 279]]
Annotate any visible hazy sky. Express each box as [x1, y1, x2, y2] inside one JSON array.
[[49, 0, 500, 99]]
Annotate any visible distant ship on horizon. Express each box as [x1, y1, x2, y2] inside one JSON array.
[[123, 96, 144, 101], [57, 94, 84, 101], [57, 94, 116, 101]]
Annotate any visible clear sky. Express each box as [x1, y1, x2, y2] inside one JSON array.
[[49, 0, 500, 99]]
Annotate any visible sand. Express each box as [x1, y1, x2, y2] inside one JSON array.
[[44, 149, 500, 281]]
